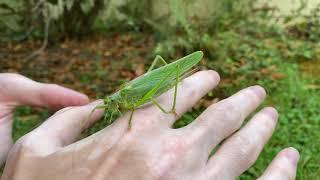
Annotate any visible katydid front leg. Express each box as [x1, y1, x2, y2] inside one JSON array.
[[170, 65, 180, 116], [128, 109, 135, 130]]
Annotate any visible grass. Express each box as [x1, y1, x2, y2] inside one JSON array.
[[240, 62, 320, 179], [12, 107, 50, 142]]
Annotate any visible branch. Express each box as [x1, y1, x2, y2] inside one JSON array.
[[24, 15, 50, 61]]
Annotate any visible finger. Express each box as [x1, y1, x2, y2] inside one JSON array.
[[66, 112, 131, 158], [0, 114, 13, 166], [182, 85, 266, 155], [0, 73, 89, 110], [25, 100, 104, 151], [205, 107, 278, 179], [258, 147, 299, 180], [136, 70, 220, 128]]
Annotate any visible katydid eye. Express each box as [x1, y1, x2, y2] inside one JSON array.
[[124, 86, 132, 91]]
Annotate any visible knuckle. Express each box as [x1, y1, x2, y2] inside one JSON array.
[[168, 137, 188, 152], [131, 109, 160, 130], [272, 163, 295, 179], [246, 86, 264, 104], [14, 130, 57, 155], [206, 170, 232, 180], [164, 135, 191, 160], [14, 134, 37, 153], [181, 78, 201, 98], [258, 116, 275, 134], [181, 76, 193, 88], [233, 135, 260, 165], [210, 101, 243, 130], [53, 106, 76, 116], [206, 70, 220, 83], [45, 83, 60, 89]]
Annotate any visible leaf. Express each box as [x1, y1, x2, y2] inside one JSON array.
[[57, 0, 64, 15], [47, 0, 64, 20], [271, 73, 286, 80], [65, 0, 74, 11], [0, 15, 21, 31], [0, 0, 20, 10], [80, 0, 95, 14], [303, 50, 313, 59], [47, 4, 59, 19]]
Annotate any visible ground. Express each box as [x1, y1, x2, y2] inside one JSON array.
[[0, 33, 319, 179]]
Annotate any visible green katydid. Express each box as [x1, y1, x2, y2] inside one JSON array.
[[95, 51, 204, 129]]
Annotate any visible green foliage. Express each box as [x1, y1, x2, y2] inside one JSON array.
[[0, 0, 110, 41], [0, 0, 30, 41], [239, 63, 320, 179], [151, 0, 261, 57], [0, 0, 21, 31], [116, 0, 154, 31], [49, 0, 110, 37], [12, 106, 50, 142], [206, 0, 256, 33], [114, 0, 320, 64], [285, 2, 320, 42]]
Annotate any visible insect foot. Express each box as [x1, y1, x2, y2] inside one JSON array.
[[170, 109, 178, 117]]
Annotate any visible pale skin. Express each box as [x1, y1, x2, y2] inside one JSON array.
[[0, 73, 90, 166], [1, 71, 299, 180]]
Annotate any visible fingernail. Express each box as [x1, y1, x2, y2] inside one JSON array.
[[284, 147, 300, 165], [251, 85, 266, 99], [207, 70, 221, 82], [262, 107, 278, 120]]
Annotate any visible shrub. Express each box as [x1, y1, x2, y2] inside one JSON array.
[[0, 0, 110, 41]]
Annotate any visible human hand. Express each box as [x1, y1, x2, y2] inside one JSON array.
[[0, 73, 89, 166], [1, 71, 299, 180]]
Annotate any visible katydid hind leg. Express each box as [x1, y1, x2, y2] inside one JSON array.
[[147, 55, 168, 72], [170, 65, 180, 116], [143, 65, 181, 116]]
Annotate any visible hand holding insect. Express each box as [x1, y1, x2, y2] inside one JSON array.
[[96, 51, 204, 129], [2, 69, 299, 180]]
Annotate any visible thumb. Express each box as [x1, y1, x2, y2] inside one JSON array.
[[0, 114, 13, 166], [0, 73, 90, 166], [0, 73, 90, 111]]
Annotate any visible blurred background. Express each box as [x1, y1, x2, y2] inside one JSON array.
[[0, 0, 319, 179]]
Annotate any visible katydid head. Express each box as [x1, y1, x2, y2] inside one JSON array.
[[103, 97, 120, 112]]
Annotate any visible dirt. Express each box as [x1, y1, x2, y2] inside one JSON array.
[[299, 60, 320, 89], [300, 60, 320, 77], [0, 33, 154, 99]]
